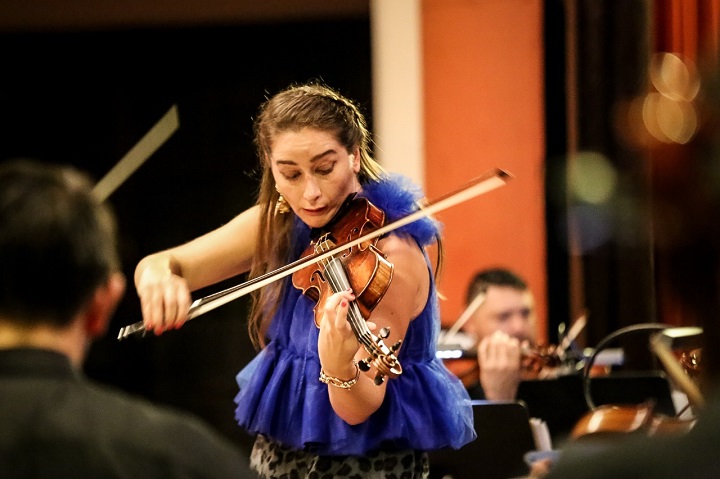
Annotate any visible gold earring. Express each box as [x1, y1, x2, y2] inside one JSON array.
[[275, 191, 290, 215]]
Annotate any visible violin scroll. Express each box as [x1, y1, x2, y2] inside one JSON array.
[[357, 326, 403, 385], [521, 343, 564, 377]]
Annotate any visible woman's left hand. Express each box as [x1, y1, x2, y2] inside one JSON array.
[[317, 288, 364, 379]]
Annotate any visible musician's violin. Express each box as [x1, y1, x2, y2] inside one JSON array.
[[441, 342, 565, 388], [440, 314, 586, 388], [570, 401, 696, 439], [291, 195, 402, 385], [570, 325, 702, 440]]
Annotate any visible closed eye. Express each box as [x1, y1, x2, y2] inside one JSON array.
[[280, 170, 301, 181], [315, 160, 336, 176]]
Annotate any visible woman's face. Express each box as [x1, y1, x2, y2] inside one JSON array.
[[270, 127, 361, 229]]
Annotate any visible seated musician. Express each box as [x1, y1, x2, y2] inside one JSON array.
[[457, 267, 539, 400]]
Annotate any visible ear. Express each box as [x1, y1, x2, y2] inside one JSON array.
[[349, 148, 361, 173], [84, 272, 127, 338]]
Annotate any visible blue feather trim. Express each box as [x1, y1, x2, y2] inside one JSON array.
[[358, 173, 441, 247]]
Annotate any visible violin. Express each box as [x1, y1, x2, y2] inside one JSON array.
[[570, 401, 696, 439], [570, 325, 702, 441], [440, 313, 586, 388], [678, 348, 702, 378], [440, 342, 564, 388], [291, 195, 402, 385]]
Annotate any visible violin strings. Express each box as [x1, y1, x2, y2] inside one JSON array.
[[315, 236, 403, 381], [316, 238, 374, 351], [324, 259, 374, 350]]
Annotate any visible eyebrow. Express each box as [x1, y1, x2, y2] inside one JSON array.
[[274, 149, 336, 166]]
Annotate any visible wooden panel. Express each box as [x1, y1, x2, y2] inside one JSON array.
[[422, 0, 547, 339], [0, 0, 369, 31]]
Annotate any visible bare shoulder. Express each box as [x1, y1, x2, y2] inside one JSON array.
[[376, 234, 425, 269], [375, 234, 429, 320]]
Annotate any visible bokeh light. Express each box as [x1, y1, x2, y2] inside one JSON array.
[[641, 53, 700, 145], [569, 151, 618, 204]]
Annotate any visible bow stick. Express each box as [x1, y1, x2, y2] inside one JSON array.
[[118, 167, 513, 340], [94, 105, 179, 201], [438, 291, 486, 345]]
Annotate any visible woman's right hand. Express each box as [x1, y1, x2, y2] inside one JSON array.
[[135, 254, 193, 335]]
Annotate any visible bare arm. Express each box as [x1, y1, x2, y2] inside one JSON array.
[[317, 235, 430, 424], [135, 205, 261, 334]]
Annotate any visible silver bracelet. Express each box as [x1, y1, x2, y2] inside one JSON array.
[[319, 360, 360, 389]]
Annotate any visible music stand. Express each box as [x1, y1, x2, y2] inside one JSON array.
[[428, 400, 536, 479]]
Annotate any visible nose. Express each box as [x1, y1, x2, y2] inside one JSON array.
[[303, 176, 321, 202]]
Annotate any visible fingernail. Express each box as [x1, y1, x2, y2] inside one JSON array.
[[341, 300, 348, 308]]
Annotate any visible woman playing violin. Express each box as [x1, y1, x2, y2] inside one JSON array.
[[460, 268, 540, 400], [134, 82, 475, 478]]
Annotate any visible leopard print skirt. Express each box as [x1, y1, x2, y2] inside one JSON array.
[[250, 434, 429, 479]]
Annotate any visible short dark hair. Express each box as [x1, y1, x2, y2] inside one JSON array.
[[0, 159, 119, 327], [465, 268, 528, 306]]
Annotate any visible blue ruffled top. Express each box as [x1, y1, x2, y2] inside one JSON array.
[[234, 174, 476, 456]]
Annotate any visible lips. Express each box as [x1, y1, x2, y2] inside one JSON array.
[[303, 206, 328, 216]]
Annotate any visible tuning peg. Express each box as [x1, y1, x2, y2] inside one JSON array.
[[391, 340, 402, 352], [374, 373, 386, 385], [358, 358, 371, 371], [378, 327, 390, 339]]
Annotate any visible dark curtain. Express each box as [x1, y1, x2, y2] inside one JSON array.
[[545, 1, 655, 357]]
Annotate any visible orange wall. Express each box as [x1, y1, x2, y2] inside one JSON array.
[[422, 0, 548, 340]]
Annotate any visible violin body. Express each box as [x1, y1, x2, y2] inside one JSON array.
[[292, 196, 395, 325], [570, 403, 655, 438], [444, 357, 482, 389], [294, 243, 394, 327], [570, 402, 696, 439]]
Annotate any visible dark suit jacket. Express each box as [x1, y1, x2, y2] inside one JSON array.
[[0, 348, 255, 478]]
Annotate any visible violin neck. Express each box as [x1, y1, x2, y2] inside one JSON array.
[[323, 255, 403, 384], [323, 257, 375, 349]]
